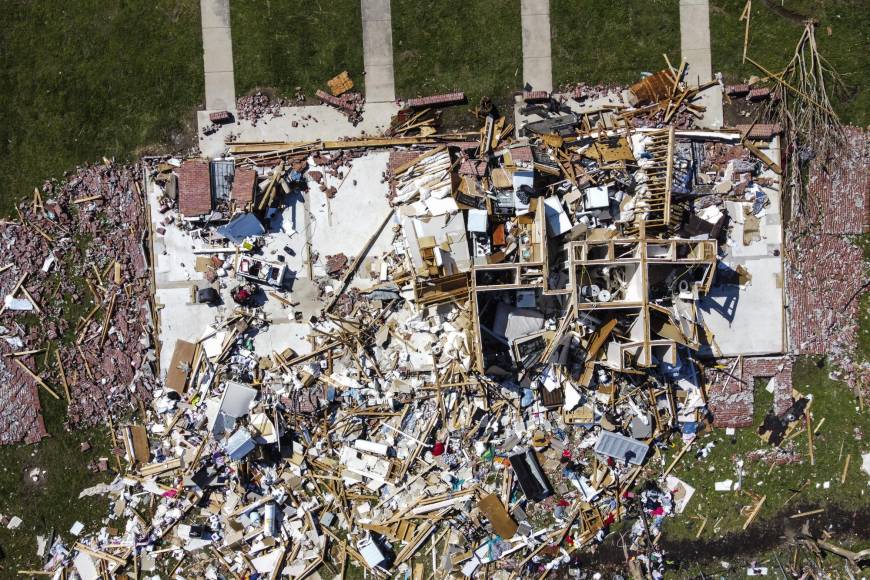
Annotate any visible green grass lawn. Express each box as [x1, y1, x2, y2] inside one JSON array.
[[0, 0, 204, 217], [0, 395, 114, 573], [392, 0, 522, 102], [662, 357, 870, 542], [231, 0, 365, 98], [551, 0, 680, 87], [710, 0, 870, 125]]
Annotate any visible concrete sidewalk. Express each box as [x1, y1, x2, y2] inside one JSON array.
[[201, 0, 236, 111], [362, 0, 396, 103], [521, 0, 552, 93], [679, 0, 723, 128]]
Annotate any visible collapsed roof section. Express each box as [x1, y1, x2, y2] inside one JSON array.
[[389, 123, 752, 388]]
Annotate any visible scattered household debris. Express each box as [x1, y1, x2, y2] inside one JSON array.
[[6, 50, 867, 579]]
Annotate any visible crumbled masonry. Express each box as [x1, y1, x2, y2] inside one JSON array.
[[0, 163, 157, 443], [5, 68, 868, 579]]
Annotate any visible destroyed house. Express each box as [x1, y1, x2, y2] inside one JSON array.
[[100, 72, 797, 577]]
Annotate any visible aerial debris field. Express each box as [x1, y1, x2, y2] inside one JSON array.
[[0, 20, 868, 580]]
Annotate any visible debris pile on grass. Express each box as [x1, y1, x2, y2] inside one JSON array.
[[0, 161, 159, 442]]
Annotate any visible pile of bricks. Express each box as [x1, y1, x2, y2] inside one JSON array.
[[557, 82, 627, 102], [804, 127, 870, 235], [747, 87, 773, 101], [706, 356, 793, 428], [406, 92, 466, 108], [786, 127, 870, 397], [726, 84, 750, 97], [706, 371, 754, 428], [0, 343, 47, 444], [208, 110, 233, 124], [736, 123, 782, 140], [523, 91, 550, 103], [0, 161, 159, 443], [236, 92, 284, 126], [786, 233, 868, 391], [315, 90, 365, 125]]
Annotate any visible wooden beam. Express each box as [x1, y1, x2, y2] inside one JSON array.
[[15, 359, 60, 399], [55, 350, 70, 402], [324, 210, 395, 313], [0, 272, 28, 315], [742, 494, 766, 530]]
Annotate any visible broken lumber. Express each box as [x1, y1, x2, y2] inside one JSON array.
[[15, 359, 60, 400]]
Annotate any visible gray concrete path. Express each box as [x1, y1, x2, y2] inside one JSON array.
[[362, 0, 396, 103], [679, 0, 723, 128], [521, 0, 553, 93], [201, 0, 236, 111]]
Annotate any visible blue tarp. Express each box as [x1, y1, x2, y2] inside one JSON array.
[[216, 213, 265, 244]]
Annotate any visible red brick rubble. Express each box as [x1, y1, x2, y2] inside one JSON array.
[[786, 127, 870, 397]]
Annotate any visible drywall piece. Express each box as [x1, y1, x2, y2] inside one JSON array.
[[74, 552, 100, 580], [225, 428, 255, 461], [220, 382, 258, 418], [467, 208, 488, 233], [543, 196, 572, 236], [584, 186, 610, 209]]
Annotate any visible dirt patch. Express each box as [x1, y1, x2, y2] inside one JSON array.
[[21, 464, 47, 491], [134, 105, 200, 158], [661, 504, 870, 570], [759, 0, 810, 24], [438, 95, 516, 133], [586, 504, 870, 573], [722, 95, 767, 126]]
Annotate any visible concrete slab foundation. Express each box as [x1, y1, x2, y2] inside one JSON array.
[[149, 152, 395, 373], [197, 102, 400, 158], [700, 139, 785, 356]]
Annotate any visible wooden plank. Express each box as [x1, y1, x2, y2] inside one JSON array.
[[73, 543, 126, 567], [790, 508, 824, 519], [324, 210, 395, 313], [228, 133, 480, 156], [55, 350, 70, 402], [15, 359, 60, 400], [841, 454, 851, 484], [166, 339, 196, 394], [73, 195, 103, 204], [742, 495, 766, 530], [742, 139, 782, 174], [0, 272, 28, 315]]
